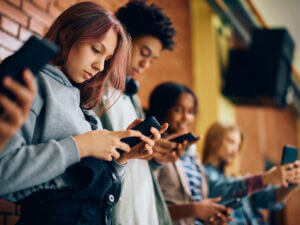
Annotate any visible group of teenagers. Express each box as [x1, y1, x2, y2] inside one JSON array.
[[0, 1, 300, 225]]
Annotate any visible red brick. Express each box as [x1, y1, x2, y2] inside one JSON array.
[[32, 0, 50, 11], [0, 31, 23, 51], [8, 0, 21, 8], [29, 18, 45, 36], [7, 214, 19, 225], [0, 1, 28, 26], [22, 1, 54, 27], [54, 0, 76, 10], [0, 16, 19, 36], [0, 47, 13, 61], [48, 2, 62, 18], [19, 27, 33, 41], [0, 199, 15, 213]]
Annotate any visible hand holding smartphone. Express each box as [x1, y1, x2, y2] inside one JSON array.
[[0, 36, 59, 99], [281, 145, 298, 187], [221, 198, 242, 209], [120, 116, 161, 148]]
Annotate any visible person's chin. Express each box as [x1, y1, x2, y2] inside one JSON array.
[[71, 76, 85, 84], [178, 126, 189, 133], [226, 158, 235, 164]]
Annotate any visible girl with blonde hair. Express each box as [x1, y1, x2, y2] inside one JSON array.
[[203, 122, 300, 225]]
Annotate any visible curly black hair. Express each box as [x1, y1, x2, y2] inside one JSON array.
[[116, 0, 176, 50]]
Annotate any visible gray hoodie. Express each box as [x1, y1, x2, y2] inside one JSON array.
[[0, 64, 125, 202]]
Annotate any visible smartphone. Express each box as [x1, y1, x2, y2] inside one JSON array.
[[221, 198, 242, 209], [281, 145, 298, 165], [0, 35, 59, 98], [169, 132, 197, 143], [120, 116, 161, 148]]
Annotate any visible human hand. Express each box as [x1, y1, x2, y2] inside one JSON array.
[[0, 69, 36, 149], [116, 119, 168, 164], [151, 138, 186, 163], [262, 161, 300, 187], [74, 129, 145, 161], [150, 132, 200, 163], [288, 160, 300, 184], [193, 197, 228, 221]]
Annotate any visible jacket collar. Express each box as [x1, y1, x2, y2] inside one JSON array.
[[41, 64, 74, 87]]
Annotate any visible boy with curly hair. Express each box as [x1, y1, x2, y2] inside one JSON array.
[[98, 1, 177, 225]]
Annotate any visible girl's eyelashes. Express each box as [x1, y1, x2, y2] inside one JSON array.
[[91, 45, 101, 54], [141, 48, 151, 57], [173, 106, 183, 113]]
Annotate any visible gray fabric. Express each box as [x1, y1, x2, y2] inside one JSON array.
[[0, 64, 125, 202]]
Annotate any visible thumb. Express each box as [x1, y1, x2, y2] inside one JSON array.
[[127, 118, 143, 129], [159, 123, 169, 134]]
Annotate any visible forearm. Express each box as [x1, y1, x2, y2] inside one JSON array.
[[208, 174, 265, 199], [168, 203, 196, 221], [0, 136, 80, 194], [235, 174, 265, 197]]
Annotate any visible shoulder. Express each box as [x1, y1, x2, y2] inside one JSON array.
[[204, 164, 221, 181], [31, 64, 78, 115], [158, 162, 177, 178]]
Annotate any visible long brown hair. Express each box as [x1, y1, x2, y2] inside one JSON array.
[[45, 1, 130, 109], [202, 122, 244, 177]]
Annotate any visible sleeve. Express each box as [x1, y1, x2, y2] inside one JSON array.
[[149, 159, 164, 171], [0, 110, 80, 195], [204, 166, 265, 199], [250, 186, 285, 210]]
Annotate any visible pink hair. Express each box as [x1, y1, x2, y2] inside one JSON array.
[[44, 1, 130, 109]]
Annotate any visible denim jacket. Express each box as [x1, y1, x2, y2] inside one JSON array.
[[204, 164, 285, 225]]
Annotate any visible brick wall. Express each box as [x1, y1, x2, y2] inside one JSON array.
[[0, 0, 193, 224], [236, 106, 300, 225]]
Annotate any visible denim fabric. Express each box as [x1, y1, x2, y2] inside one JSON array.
[[17, 158, 122, 225], [204, 164, 285, 225]]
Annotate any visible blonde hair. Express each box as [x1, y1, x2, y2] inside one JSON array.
[[202, 122, 244, 177]]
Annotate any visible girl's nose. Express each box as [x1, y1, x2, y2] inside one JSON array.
[[92, 57, 105, 72]]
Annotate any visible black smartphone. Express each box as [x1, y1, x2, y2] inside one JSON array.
[[281, 145, 298, 165], [169, 132, 197, 143], [120, 116, 161, 148], [221, 198, 242, 209], [0, 35, 59, 98]]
